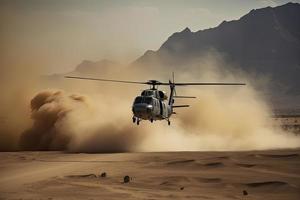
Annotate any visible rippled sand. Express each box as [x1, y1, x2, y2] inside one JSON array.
[[0, 149, 300, 199]]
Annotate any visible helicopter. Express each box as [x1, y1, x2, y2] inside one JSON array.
[[65, 74, 245, 125]]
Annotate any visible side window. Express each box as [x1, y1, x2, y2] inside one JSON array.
[[158, 91, 164, 99], [156, 91, 159, 98]]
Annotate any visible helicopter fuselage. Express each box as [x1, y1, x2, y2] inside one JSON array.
[[132, 89, 172, 123]]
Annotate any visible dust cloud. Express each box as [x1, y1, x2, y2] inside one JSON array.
[[0, 59, 41, 151], [18, 90, 144, 152], [1, 52, 300, 152], [138, 54, 300, 151]]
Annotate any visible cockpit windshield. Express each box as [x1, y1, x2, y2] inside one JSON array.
[[134, 97, 143, 104], [134, 97, 153, 105], [144, 97, 153, 104], [141, 90, 155, 96]]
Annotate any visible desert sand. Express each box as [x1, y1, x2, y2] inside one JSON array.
[[0, 149, 300, 200]]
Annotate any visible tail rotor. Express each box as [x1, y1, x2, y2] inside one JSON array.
[[172, 72, 177, 96], [168, 72, 176, 105]]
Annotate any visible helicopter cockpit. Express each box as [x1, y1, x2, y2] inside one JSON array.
[[141, 89, 167, 100], [132, 96, 155, 119], [134, 96, 153, 105]]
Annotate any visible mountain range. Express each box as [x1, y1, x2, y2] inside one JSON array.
[[133, 2, 300, 96], [68, 2, 300, 107]]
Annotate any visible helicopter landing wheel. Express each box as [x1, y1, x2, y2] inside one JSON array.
[[150, 119, 153, 123], [168, 120, 170, 126], [137, 120, 140, 125], [132, 117, 136, 123]]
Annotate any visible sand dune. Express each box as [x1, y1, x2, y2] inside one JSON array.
[[0, 149, 300, 199]]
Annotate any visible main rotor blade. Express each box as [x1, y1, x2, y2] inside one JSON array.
[[65, 76, 147, 85], [173, 96, 196, 98], [174, 82, 246, 86], [159, 82, 246, 86], [65, 76, 246, 86], [173, 105, 190, 108]]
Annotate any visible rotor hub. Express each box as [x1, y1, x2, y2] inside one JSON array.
[[146, 80, 161, 89]]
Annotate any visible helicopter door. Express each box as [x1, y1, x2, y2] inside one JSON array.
[[159, 100, 163, 116], [162, 102, 167, 118]]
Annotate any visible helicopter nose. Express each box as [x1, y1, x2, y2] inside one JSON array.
[[132, 104, 152, 118]]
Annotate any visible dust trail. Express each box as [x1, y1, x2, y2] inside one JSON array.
[[19, 90, 74, 150], [144, 54, 300, 151], [1, 52, 300, 152], [141, 86, 300, 151], [139, 53, 300, 151], [19, 90, 144, 152]]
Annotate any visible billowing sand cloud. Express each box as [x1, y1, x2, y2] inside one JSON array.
[[18, 83, 300, 152], [19, 91, 74, 150], [19, 90, 144, 152], [1, 51, 300, 152]]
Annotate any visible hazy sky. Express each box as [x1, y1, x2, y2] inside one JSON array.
[[0, 0, 299, 74]]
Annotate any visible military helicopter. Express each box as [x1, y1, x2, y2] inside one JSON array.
[[65, 74, 245, 125]]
